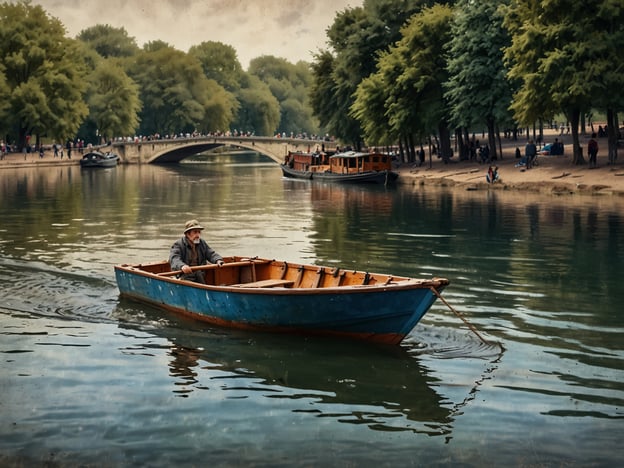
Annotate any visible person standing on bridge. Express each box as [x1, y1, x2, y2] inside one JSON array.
[[169, 219, 224, 283]]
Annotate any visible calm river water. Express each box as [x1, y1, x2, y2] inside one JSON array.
[[1, 153, 622, 467]]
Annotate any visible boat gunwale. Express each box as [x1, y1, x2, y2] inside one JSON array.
[[114, 261, 449, 296]]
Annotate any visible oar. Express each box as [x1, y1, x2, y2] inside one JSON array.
[[157, 259, 269, 277]]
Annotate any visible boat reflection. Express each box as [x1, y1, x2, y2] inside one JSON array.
[[283, 178, 395, 215], [113, 299, 456, 437]]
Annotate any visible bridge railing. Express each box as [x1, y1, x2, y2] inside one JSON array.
[[110, 136, 337, 164]]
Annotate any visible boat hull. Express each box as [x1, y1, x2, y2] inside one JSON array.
[[114, 258, 448, 345], [79, 151, 119, 168], [281, 164, 397, 184]]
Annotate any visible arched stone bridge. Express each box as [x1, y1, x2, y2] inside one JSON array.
[[110, 136, 336, 164]]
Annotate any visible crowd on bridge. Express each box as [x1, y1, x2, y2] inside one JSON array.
[[111, 129, 334, 144], [1, 129, 336, 161]]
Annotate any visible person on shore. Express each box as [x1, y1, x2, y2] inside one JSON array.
[[418, 146, 425, 166], [525, 139, 537, 169], [486, 166, 499, 183], [479, 144, 490, 163], [551, 138, 564, 155], [588, 133, 598, 168], [169, 219, 224, 284]]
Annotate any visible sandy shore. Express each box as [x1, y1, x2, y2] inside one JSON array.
[[2, 131, 623, 196], [395, 131, 624, 197]]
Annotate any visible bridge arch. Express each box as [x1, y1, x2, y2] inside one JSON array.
[[111, 136, 335, 165]]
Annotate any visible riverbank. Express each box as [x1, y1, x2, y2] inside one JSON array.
[[395, 131, 624, 196], [0, 152, 79, 168], [2, 131, 623, 196]]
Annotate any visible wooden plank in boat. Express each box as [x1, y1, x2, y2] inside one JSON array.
[[232, 279, 295, 288]]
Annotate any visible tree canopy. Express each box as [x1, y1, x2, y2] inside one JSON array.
[[352, 4, 454, 160], [0, 0, 89, 147], [84, 61, 141, 142], [445, 0, 513, 160], [503, 0, 624, 164], [189, 41, 244, 93], [77, 24, 139, 58], [312, 0, 623, 163], [1, 0, 622, 161], [125, 46, 234, 136], [249, 56, 319, 136], [231, 74, 280, 136]]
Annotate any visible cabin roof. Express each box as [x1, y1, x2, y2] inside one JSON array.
[[330, 151, 369, 160]]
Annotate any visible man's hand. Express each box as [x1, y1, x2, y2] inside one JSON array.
[[217, 260, 225, 266], [181, 265, 192, 274]]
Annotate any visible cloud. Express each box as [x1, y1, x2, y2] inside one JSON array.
[[33, 0, 361, 68]]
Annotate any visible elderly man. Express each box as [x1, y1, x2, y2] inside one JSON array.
[[169, 219, 224, 283]]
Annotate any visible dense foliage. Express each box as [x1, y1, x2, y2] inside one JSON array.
[[312, 0, 623, 162], [1, 0, 622, 163], [0, 1, 89, 147]]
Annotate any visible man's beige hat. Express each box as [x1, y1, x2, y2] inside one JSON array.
[[184, 219, 204, 233]]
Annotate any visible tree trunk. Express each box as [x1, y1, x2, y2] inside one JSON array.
[[398, 139, 406, 164], [456, 128, 468, 160], [428, 137, 434, 169], [407, 133, 416, 163], [607, 108, 618, 164], [496, 124, 503, 160], [486, 117, 497, 161], [438, 122, 452, 164], [403, 135, 410, 163], [569, 108, 585, 165]]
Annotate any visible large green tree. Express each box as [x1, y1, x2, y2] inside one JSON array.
[[351, 71, 396, 147], [0, 62, 11, 136], [126, 46, 234, 136], [0, 0, 89, 148], [84, 61, 141, 143], [445, 0, 513, 160], [588, 1, 624, 164], [188, 41, 244, 93], [198, 78, 239, 134], [231, 74, 280, 136], [352, 4, 454, 161], [249, 56, 318, 136], [310, 0, 439, 147], [77, 24, 139, 58], [309, 50, 342, 140], [503, 0, 623, 164]]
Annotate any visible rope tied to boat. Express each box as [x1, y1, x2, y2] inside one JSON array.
[[429, 286, 499, 348]]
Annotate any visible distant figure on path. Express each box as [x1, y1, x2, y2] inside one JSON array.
[[588, 133, 598, 168]]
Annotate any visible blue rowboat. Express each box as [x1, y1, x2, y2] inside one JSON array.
[[114, 257, 449, 345]]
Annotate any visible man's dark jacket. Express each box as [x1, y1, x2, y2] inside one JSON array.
[[169, 237, 223, 271]]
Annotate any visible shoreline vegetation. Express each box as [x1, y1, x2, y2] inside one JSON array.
[[2, 129, 622, 197]]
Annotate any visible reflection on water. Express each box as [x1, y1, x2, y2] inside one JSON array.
[[114, 301, 458, 436], [1, 157, 623, 466]]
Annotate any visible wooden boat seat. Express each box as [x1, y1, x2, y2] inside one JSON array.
[[232, 279, 295, 288]]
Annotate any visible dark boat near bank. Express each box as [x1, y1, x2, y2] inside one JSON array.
[[281, 150, 398, 184], [79, 151, 119, 168]]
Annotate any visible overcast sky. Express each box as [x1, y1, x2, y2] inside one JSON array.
[[34, 0, 362, 68]]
